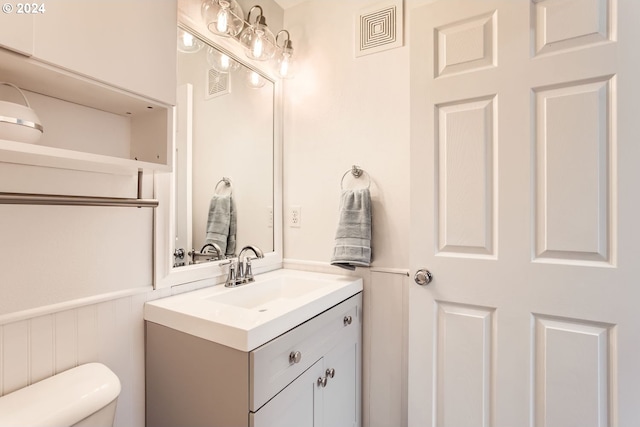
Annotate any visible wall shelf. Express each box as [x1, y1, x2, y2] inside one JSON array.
[[0, 47, 173, 174], [0, 138, 168, 175]]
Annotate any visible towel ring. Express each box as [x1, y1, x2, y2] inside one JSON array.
[[340, 165, 371, 190], [214, 177, 233, 194]]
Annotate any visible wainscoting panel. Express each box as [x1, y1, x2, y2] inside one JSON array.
[[0, 293, 151, 427], [366, 269, 409, 427]]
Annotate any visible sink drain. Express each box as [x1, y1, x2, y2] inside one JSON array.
[[259, 308, 268, 312]]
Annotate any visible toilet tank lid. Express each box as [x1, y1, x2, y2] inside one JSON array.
[[0, 363, 121, 427]]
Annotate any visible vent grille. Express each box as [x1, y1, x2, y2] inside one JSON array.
[[356, 1, 403, 57], [206, 68, 230, 99]]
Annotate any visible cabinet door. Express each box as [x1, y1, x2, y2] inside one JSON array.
[[0, 13, 33, 55], [251, 360, 324, 427], [323, 336, 359, 427], [32, 0, 176, 104]]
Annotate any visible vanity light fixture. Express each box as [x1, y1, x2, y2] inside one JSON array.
[[274, 30, 295, 79], [199, 2, 298, 78], [239, 5, 276, 61], [201, 0, 245, 37], [177, 28, 204, 53]]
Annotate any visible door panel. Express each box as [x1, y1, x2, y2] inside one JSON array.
[[436, 96, 497, 257], [323, 338, 358, 427], [434, 302, 495, 427], [532, 0, 613, 56], [533, 77, 614, 264], [409, 0, 639, 426], [250, 360, 323, 427], [533, 315, 614, 427]]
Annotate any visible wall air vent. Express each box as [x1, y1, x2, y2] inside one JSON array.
[[206, 68, 230, 99], [356, 0, 403, 57]]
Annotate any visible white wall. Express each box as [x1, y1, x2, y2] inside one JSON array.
[[283, 1, 410, 426], [282, 0, 410, 269]]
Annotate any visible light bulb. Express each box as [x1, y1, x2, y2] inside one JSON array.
[[182, 33, 194, 48], [216, 8, 229, 33], [279, 53, 292, 78], [250, 71, 261, 86], [245, 70, 266, 88], [239, 8, 275, 61], [252, 35, 264, 58], [273, 32, 295, 79], [177, 28, 203, 53], [201, 0, 244, 37], [220, 54, 231, 70], [206, 46, 238, 73]]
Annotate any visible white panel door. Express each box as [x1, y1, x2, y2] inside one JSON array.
[[409, 1, 640, 426]]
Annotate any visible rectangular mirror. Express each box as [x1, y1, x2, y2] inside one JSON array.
[[154, 25, 282, 287], [176, 27, 274, 265]]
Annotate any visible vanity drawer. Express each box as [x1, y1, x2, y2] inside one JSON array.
[[249, 292, 361, 411]]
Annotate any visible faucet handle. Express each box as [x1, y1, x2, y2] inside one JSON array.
[[244, 258, 255, 282], [221, 260, 238, 287]]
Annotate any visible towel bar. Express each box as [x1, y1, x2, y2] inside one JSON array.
[[0, 192, 158, 208], [214, 177, 233, 194], [340, 165, 371, 190]]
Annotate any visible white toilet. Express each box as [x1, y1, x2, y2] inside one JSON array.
[[0, 362, 121, 427]]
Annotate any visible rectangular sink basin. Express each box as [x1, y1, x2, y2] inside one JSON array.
[[144, 269, 362, 351], [205, 276, 338, 310]]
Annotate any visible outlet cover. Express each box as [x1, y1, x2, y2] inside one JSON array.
[[290, 206, 301, 228]]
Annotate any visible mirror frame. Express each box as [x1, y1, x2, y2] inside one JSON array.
[[154, 22, 283, 289]]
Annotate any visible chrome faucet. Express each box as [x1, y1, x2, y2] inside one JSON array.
[[188, 242, 223, 265], [222, 245, 264, 287], [238, 245, 264, 282]]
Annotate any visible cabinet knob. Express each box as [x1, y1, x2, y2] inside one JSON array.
[[317, 376, 328, 388], [343, 315, 353, 326], [289, 351, 302, 364], [326, 368, 335, 378]]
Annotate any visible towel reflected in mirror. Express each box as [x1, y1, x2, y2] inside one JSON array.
[[205, 193, 237, 257]]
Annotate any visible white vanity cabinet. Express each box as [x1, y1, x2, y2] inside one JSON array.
[[251, 337, 359, 427], [145, 293, 362, 427]]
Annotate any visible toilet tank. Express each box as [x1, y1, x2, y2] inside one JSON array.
[[0, 363, 121, 427]]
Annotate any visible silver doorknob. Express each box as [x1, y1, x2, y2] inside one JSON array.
[[317, 376, 328, 387], [414, 269, 433, 285]]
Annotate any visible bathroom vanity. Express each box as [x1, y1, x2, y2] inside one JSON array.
[[144, 269, 362, 427]]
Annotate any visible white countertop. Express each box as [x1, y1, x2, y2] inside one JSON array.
[[144, 269, 363, 351]]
